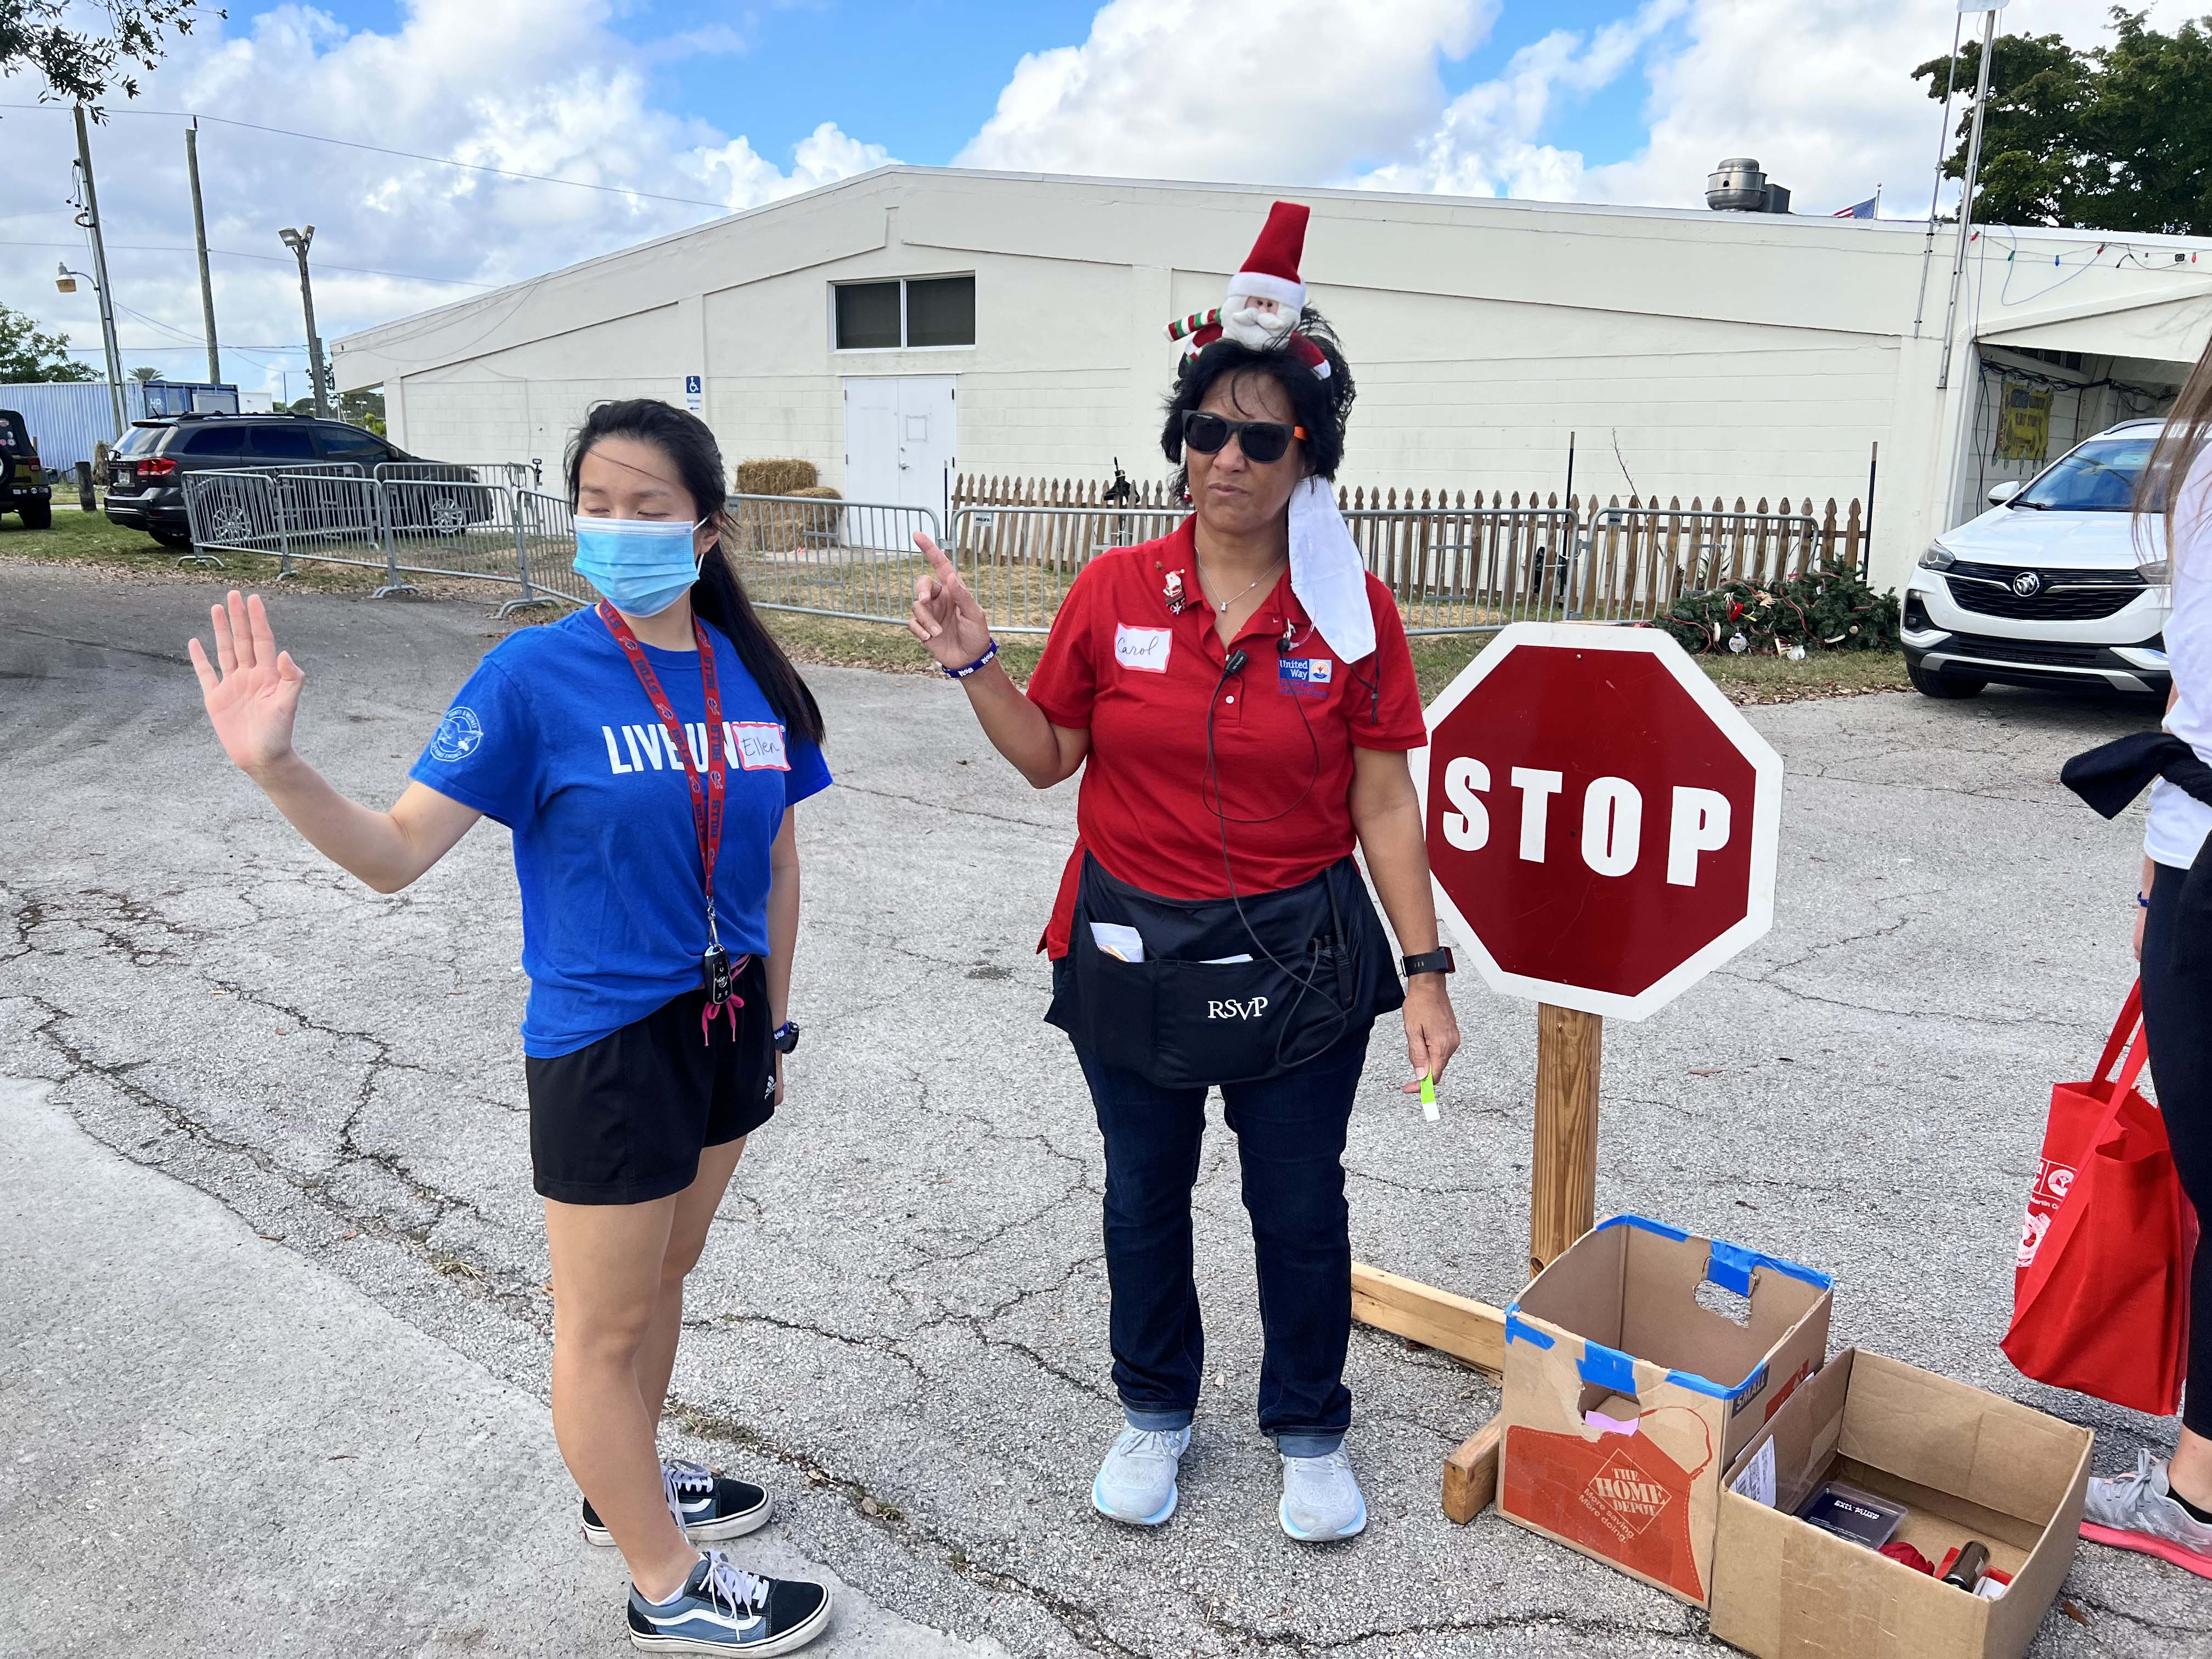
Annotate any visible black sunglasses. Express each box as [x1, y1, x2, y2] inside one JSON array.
[[1181, 411, 1306, 466]]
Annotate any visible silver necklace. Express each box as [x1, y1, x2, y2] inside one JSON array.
[[1194, 551, 1284, 613]]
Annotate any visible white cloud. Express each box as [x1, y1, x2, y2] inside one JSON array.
[[955, 0, 1498, 182], [1583, 0, 2128, 216], [1355, 0, 1688, 200], [1, 0, 892, 390]]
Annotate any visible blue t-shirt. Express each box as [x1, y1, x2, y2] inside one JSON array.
[[410, 607, 831, 1058]]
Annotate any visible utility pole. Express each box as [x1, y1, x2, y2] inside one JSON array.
[[71, 105, 127, 439], [1937, 4, 2004, 390], [279, 225, 331, 419], [187, 121, 221, 385]]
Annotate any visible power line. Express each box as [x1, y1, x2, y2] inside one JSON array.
[[0, 237, 492, 287], [0, 101, 734, 211]]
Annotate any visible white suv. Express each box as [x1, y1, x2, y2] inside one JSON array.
[[1903, 419, 2171, 699]]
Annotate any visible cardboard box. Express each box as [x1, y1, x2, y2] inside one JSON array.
[[1498, 1215, 1832, 1606], [1710, 1348, 2092, 1659]]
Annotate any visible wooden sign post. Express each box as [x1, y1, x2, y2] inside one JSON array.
[[1530, 1003, 1602, 1277], [1357, 623, 1784, 1525]]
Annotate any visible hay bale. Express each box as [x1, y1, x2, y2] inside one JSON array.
[[738, 483, 844, 552], [735, 458, 818, 496]]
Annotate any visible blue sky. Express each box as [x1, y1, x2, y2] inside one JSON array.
[[235, 0, 1675, 189], [10, 0, 2120, 394]]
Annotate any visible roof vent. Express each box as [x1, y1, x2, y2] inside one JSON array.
[[1707, 157, 1790, 214]]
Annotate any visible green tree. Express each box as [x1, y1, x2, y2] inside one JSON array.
[[1915, 8, 2212, 235], [0, 303, 97, 381], [129, 364, 160, 382], [1, 0, 213, 109]]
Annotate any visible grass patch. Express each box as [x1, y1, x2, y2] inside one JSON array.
[[0, 505, 566, 608], [763, 606, 1906, 706], [3, 512, 1908, 705]]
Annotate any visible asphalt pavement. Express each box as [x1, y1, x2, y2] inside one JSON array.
[[2, 561, 2205, 1657]]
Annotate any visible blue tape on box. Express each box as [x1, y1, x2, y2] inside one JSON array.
[[1577, 1342, 1637, 1394], [1595, 1214, 1690, 1243], [1503, 1306, 1554, 1350]]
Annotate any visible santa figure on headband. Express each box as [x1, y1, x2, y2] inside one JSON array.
[[1165, 200, 1332, 378]]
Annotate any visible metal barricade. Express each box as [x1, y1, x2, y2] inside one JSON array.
[[724, 491, 943, 624], [1347, 504, 1581, 635], [183, 466, 385, 579], [516, 489, 590, 610], [949, 503, 1191, 633], [1573, 507, 1826, 624], [375, 460, 539, 491]]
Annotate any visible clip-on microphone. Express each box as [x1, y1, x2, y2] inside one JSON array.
[[1223, 648, 1248, 674]]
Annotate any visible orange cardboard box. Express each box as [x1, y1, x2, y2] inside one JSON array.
[[1498, 1215, 1832, 1607], [1709, 1348, 2091, 1659]]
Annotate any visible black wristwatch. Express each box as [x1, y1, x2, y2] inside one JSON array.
[[771, 1021, 800, 1054], [1401, 948, 1456, 979]]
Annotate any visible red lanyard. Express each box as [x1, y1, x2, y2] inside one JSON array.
[[598, 600, 726, 949]]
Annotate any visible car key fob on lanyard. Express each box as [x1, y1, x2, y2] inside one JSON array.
[[599, 601, 748, 1046]]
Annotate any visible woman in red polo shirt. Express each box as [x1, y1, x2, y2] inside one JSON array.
[[907, 203, 1458, 1543]]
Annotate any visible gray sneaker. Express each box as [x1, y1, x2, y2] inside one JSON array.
[[1279, 1446, 1367, 1541], [2083, 1451, 2212, 1579], [1091, 1424, 1190, 1526]]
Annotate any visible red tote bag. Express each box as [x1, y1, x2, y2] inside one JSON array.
[[2002, 983, 2197, 1416]]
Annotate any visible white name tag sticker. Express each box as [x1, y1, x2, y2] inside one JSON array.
[[1115, 624, 1172, 674], [729, 721, 790, 771]]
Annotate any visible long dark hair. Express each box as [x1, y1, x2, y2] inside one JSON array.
[[1160, 308, 1356, 496], [567, 399, 825, 744], [2136, 337, 2212, 567]]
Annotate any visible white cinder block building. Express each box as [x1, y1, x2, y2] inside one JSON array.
[[333, 166, 2212, 591]]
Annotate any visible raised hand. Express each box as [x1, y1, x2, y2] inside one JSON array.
[[189, 590, 306, 776], [909, 532, 995, 670]]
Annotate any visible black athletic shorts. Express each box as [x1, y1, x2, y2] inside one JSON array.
[[524, 955, 774, 1205]]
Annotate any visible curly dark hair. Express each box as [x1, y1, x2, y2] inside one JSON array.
[[1160, 307, 1356, 496]]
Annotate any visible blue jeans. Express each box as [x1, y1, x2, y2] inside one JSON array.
[[1073, 1019, 1371, 1457]]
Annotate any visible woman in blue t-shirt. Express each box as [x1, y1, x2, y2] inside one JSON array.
[[188, 399, 835, 1654]]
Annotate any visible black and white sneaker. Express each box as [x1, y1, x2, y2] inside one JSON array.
[[628, 1551, 831, 1655], [585, 1458, 772, 1547]]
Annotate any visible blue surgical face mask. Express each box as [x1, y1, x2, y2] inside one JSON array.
[[573, 515, 707, 617]]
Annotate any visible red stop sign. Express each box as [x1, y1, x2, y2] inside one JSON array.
[[1413, 624, 1782, 1020]]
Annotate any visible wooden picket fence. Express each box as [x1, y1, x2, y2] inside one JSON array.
[[947, 475, 1869, 634]]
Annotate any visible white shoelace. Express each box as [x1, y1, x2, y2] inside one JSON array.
[[665, 1457, 718, 1498], [697, 1550, 769, 1618], [1114, 1427, 1184, 1465]]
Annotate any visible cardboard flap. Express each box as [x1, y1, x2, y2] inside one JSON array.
[[1835, 1352, 2092, 1526]]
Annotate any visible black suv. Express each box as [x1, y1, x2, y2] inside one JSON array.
[[104, 412, 449, 548], [1, 409, 55, 529]]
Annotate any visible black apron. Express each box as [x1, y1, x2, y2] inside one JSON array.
[[1046, 853, 1403, 1088]]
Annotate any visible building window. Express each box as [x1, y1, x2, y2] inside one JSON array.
[[833, 275, 975, 351]]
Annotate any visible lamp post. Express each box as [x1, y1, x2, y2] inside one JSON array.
[[278, 225, 331, 419], [67, 105, 128, 439], [54, 262, 126, 437]]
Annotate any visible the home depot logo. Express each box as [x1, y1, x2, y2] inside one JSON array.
[[2018, 1158, 2077, 1266], [1578, 1449, 1674, 1544]]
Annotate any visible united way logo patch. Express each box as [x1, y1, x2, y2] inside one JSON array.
[[430, 706, 484, 763], [1277, 657, 1333, 699]]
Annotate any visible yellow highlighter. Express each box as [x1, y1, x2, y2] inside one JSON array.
[[1420, 1071, 1438, 1123]]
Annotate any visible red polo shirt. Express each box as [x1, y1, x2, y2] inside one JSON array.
[[1025, 517, 1427, 957]]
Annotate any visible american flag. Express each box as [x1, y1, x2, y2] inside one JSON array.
[[1832, 190, 1880, 219]]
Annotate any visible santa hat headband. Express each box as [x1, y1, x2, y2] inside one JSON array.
[[1163, 201, 1330, 379], [1229, 201, 1309, 311]]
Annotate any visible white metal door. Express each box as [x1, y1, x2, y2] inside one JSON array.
[[843, 376, 956, 519]]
